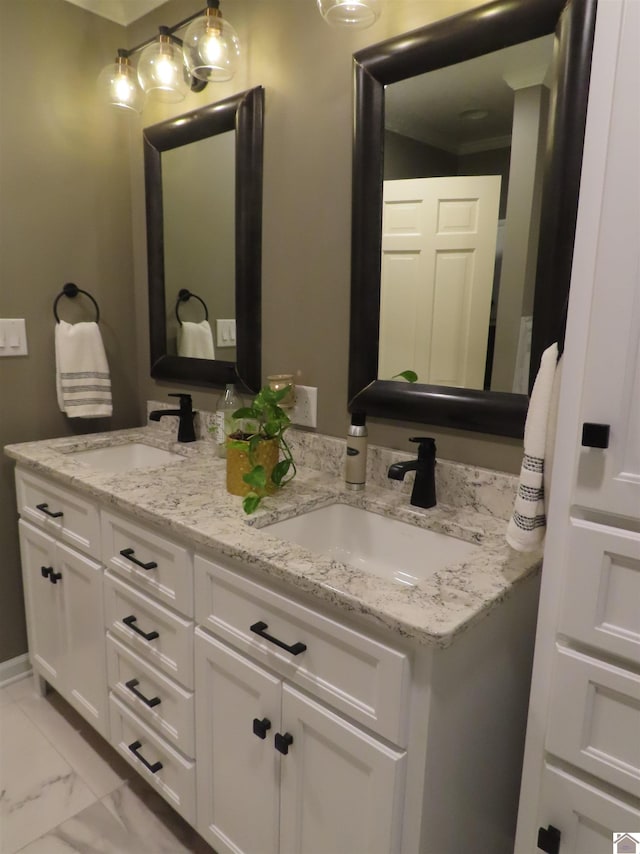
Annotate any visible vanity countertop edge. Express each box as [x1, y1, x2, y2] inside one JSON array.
[[5, 427, 541, 649]]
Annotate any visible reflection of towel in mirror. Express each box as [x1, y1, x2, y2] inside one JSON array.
[[55, 320, 112, 418], [506, 342, 562, 552], [177, 320, 215, 359]]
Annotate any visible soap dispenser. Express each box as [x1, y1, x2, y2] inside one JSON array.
[[345, 412, 368, 490]]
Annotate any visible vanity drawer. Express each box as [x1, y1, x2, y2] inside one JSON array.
[[105, 571, 194, 690], [16, 468, 100, 558], [101, 510, 193, 617], [106, 633, 194, 757], [194, 555, 410, 745], [546, 646, 640, 797], [109, 693, 195, 825], [558, 520, 640, 665]]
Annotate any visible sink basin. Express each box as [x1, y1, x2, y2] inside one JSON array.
[[67, 443, 186, 473], [264, 503, 481, 586]]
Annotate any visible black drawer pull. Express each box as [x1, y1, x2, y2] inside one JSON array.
[[128, 740, 163, 774], [274, 732, 293, 755], [119, 548, 158, 571], [253, 717, 272, 739], [250, 621, 307, 655], [581, 422, 610, 448], [41, 566, 52, 579], [36, 502, 64, 518], [537, 824, 561, 854], [122, 615, 159, 642], [49, 571, 62, 584], [125, 678, 161, 708]]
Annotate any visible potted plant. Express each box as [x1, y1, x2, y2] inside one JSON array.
[[226, 384, 297, 514]]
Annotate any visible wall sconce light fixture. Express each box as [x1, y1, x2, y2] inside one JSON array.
[[317, 0, 381, 28], [97, 1, 239, 113]]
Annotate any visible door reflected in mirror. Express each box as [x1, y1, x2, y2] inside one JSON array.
[[380, 35, 553, 395], [162, 130, 236, 363]]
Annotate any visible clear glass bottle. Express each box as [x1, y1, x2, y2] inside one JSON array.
[[215, 384, 241, 458]]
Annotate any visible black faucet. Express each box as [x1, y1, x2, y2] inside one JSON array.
[[388, 437, 437, 509], [149, 393, 197, 443]]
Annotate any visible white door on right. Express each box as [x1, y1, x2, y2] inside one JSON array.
[[379, 175, 500, 388]]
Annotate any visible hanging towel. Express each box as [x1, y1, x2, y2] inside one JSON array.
[[177, 320, 215, 359], [506, 342, 561, 551], [55, 320, 112, 418]]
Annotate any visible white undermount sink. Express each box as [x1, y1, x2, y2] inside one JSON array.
[[264, 503, 481, 586], [66, 443, 186, 473]]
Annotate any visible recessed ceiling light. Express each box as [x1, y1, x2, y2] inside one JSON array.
[[459, 108, 490, 121]]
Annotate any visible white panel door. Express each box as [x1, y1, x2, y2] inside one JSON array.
[[573, 0, 640, 519], [279, 684, 406, 854], [380, 176, 500, 388], [57, 542, 108, 737], [195, 629, 281, 854], [18, 520, 63, 686]]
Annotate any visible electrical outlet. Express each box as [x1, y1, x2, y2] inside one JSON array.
[[290, 385, 317, 428]]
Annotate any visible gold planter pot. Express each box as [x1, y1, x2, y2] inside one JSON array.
[[226, 437, 279, 497]]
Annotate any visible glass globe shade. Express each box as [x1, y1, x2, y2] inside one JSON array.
[[317, 0, 381, 28], [137, 36, 188, 103], [183, 10, 240, 82], [97, 56, 143, 113]]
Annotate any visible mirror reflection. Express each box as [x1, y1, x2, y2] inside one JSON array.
[[380, 35, 553, 394], [162, 130, 237, 363]]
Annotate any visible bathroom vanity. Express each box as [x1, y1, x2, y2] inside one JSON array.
[[6, 424, 540, 854]]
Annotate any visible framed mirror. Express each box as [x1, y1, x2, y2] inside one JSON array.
[[145, 86, 264, 392], [349, 0, 596, 437]]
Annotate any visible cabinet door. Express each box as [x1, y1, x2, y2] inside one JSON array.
[[195, 629, 281, 854], [57, 542, 108, 737], [537, 763, 640, 854], [573, 0, 640, 519], [18, 520, 63, 686], [279, 684, 406, 854]]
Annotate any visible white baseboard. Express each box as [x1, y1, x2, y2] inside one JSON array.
[[0, 653, 32, 687]]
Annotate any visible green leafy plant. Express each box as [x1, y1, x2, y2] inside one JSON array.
[[392, 370, 418, 383], [229, 384, 297, 514]]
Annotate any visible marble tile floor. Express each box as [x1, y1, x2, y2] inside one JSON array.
[[0, 676, 214, 853]]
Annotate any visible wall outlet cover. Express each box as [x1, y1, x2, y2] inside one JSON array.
[[290, 385, 317, 428]]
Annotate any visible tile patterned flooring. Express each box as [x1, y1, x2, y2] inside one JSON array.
[[0, 676, 214, 853]]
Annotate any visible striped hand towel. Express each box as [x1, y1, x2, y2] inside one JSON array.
[[55, 320, 112, 418], [506, 342, 561, 552]]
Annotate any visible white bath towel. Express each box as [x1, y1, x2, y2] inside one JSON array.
[[506, 342, 561, 552], [55, 320, 112, 418], [177, 320, 215, 359]]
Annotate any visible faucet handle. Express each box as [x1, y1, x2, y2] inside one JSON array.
[[410, 437, 436, 458], [168, 393, 193, 411]]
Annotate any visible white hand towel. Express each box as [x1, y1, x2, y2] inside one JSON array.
[[506, 342, 561, 552], [55, 320, 112, 418], [177, 320, 215, 359]]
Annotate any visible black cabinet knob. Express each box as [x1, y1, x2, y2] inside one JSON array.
[[274, 732, 293, 755], [581, 422, 610, 448], [537, 824, 561, 854], [49, 571, 62, 584], [41, 566, 52, 579], [253, 717, 272, 739]]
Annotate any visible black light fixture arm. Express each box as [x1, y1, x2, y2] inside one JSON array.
[[119, 3, 216, 59]]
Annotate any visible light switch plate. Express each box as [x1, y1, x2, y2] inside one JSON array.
[[216, 319, 236, 348], [0, 318, 28, 356]]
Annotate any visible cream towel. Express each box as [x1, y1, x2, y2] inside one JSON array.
[[506, 343, 561, 551], [177, 320, 215, 359], [55, 320, 112, 418]]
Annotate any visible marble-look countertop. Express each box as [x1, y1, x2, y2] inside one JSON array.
[[5, 426, 540, 649]]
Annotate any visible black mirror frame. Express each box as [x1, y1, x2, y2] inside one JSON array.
[[349, 0, 596, 437], [144, 86, 264, 392]]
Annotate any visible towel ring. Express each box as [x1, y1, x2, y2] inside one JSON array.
[[175, 288, 209, 325], [53, 283, 100, 324]]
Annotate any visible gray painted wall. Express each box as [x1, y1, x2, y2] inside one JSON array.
[[0, 0, 523, 666]]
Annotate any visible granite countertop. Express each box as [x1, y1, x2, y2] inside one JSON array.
[[5, 426, 540, 649]]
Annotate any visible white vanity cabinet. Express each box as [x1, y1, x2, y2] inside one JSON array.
[[193, 555, 407, 854], [16, 471, 108, 736], [102, 509, 197, 825]]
